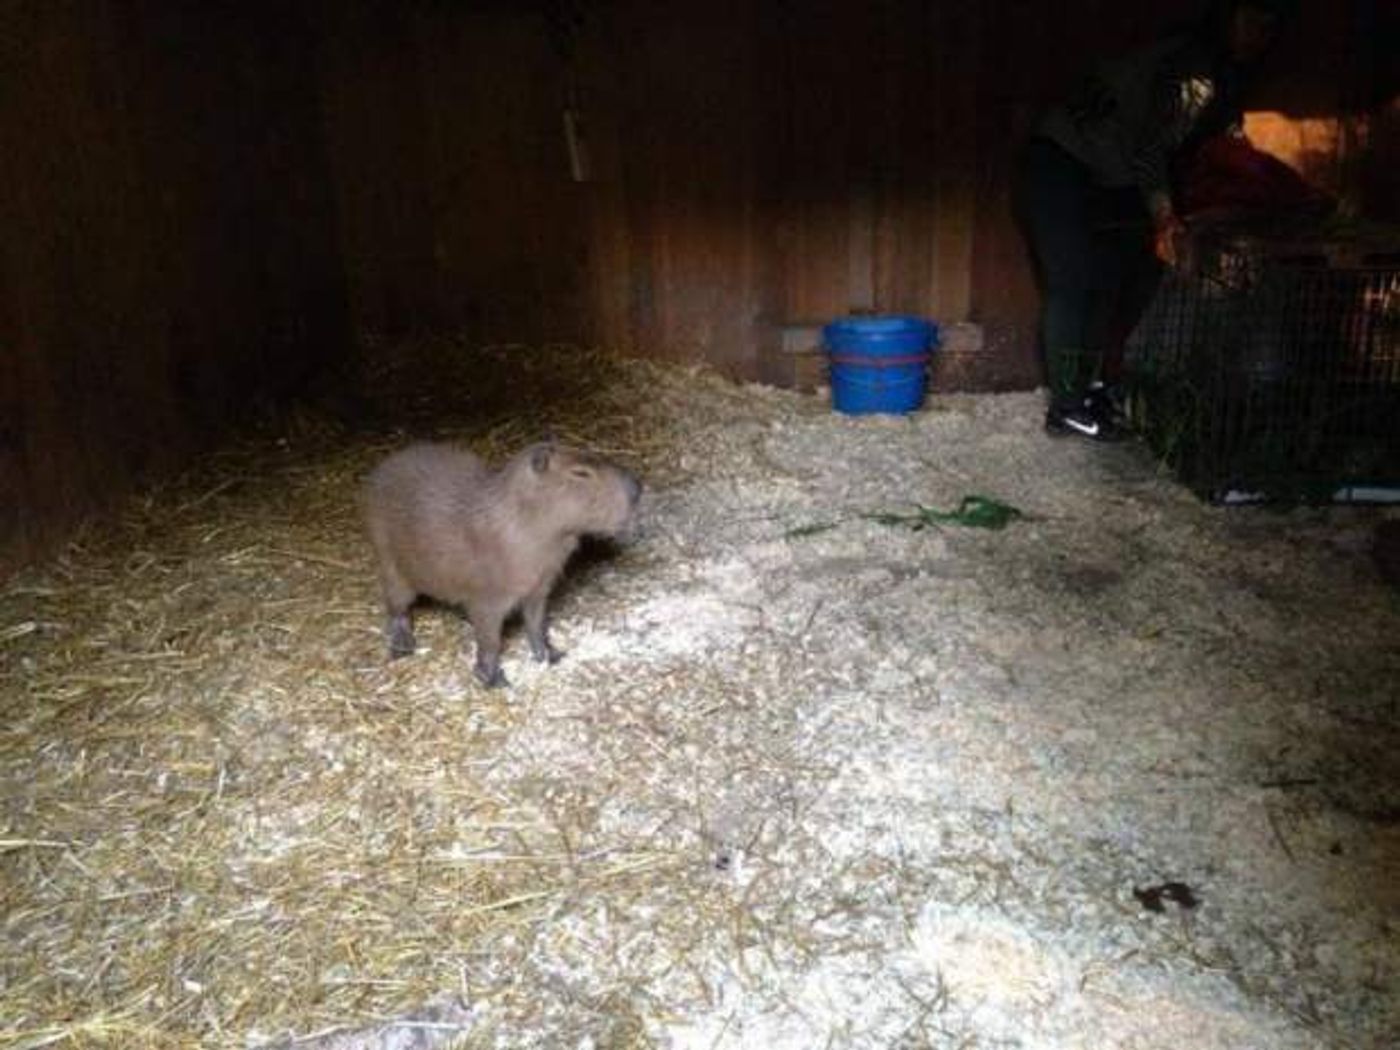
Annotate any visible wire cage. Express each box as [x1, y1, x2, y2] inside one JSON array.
[[1124, 232, 1400, 503]]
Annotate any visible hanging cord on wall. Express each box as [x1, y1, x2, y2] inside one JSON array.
[[544, 0, 591, 182]]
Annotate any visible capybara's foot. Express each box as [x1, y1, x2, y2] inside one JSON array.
[[474, 661, 508, 689], [530, 638, 565, 665], [387, 617, 415, 659]]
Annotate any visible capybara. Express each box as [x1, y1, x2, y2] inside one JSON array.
[[362, 440, 642, 687]]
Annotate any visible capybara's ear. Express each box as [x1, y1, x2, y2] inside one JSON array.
[[531, 444, 553, 473]]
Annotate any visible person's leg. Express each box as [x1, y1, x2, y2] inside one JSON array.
[[1017, 140, 1125, 438], [1092, 186, 1164, 388], [1103, 245, 1166, 386], [1043, 291, 1095, 403], [1018, 139, 1099, 405]]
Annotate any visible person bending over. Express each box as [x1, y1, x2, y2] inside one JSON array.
[[1018, 0, 1292, 440]]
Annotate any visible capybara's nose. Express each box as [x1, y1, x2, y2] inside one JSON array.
[[625, 474, 643, 506]]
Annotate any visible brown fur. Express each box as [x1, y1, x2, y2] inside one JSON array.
[[362, 441, 641, 686]]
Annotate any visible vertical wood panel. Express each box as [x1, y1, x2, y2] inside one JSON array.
[[1, 1, 348, 574], [413, 6, 588, 341], [317, 2, 591, 343], [762, 2, 982, 329], [602, 0, 768, 374], [315, 3, 439, 336], [924, 2, 982, 323], [769, 3, 868, 323]]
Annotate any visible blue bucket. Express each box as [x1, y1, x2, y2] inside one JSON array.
[[822, 315, 939, 415]]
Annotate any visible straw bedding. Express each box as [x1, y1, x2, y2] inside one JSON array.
[[2, 339, 1397, 1049]]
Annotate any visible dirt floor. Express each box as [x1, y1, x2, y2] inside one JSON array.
[[2, 341, 1397, 1049]]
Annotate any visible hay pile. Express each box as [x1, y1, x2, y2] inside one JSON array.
[[2, 340, 1397, 1049]]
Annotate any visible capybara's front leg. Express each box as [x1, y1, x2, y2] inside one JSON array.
[[468, 600, 510, 688], [380, 572, 417, 659], [521, 585, 563, 665], [386, 611, 415, 659]]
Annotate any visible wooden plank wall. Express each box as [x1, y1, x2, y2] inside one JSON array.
[[0, 2, 348, 574], [312, 0, 1083, 380], [4, 0, 1392, 572], [567, 0, 1184, 385], [574, 0, 771, 375], [760, 4, 984, 329], [571, 0, 1029, 380], [303, 0, 1392, 382], [314, 1, 591, 342]]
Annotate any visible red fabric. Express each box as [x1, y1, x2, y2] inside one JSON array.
[[1177, 135, 1334, 219]]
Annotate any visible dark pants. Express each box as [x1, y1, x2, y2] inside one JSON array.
[[1016, 138, 1164, 402]]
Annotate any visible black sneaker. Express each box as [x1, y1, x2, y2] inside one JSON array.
[[1045, 394, 1127, 442], [1084, 381, 1128, 429]]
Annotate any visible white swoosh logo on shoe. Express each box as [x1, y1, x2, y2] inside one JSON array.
[[1065, 418, 1100, 436]]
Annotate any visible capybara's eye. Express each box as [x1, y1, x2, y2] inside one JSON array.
[[570, 467, 594, 479]]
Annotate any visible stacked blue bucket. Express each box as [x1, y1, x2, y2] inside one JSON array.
[[822, 315, 939, 415]]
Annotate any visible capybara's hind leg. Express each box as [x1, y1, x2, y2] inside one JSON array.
[[522, 585, 563, 665], [467, 599, 510, 688], [378, 569, 417, 659]]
